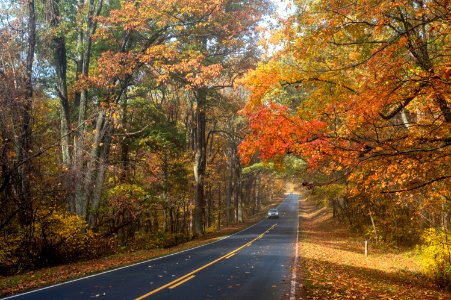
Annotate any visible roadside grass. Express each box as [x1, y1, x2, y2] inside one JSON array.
[[296, 197, 451, 299], [0, 204, 276, 297]]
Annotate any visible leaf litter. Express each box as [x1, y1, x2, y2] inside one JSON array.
[[294, 197, 451, 299]]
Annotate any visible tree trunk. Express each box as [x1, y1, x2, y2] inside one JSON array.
[[88, 125, 112, 227], [86, 112, 114, 228], [217, 183, 221, 230], [207, 184, 213, 229], [193, 88, 207, 236], [232, 147, 242, 223], [47, 0, 71, 167], [120, 95, 129, 182], [226, 149, 233, 225], [16, 0, 36, 227], [72, 0, 104, 217]]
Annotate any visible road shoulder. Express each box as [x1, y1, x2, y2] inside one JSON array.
[[294, 196, 450, 299]]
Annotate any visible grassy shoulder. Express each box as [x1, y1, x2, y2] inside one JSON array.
[[295, 196, 451, 299], [0, 208, 272, 297]]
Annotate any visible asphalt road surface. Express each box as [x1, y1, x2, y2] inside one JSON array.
[[3, 194, 299, 300]]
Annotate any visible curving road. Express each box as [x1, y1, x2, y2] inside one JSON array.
[[3, 194, 299, 300]]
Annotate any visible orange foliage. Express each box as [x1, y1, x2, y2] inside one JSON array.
[[240, 0, 451, 204], [90, 0, 269, 92]]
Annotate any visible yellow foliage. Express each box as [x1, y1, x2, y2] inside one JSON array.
[[0, 209, 94, 273], [420, 228, 451, 288]]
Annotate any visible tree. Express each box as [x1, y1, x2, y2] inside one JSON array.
[[0, 0, 36, 232], [93, 0, 271, 235], [240, 0, 451, 242], [1, 0, 285, 274]]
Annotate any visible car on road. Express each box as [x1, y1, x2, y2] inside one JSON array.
[[267, 208, 279, 219]]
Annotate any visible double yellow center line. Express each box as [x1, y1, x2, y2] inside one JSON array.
[[135, 223, 278, 299]]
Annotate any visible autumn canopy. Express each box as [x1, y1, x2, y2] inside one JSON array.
[[240, 0, 450, 213]]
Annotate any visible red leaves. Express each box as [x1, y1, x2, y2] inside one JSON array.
[[239, 102, 328, 166], [240, 0, 451, 209]]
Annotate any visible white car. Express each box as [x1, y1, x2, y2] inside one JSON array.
[[267, 208, 279, 219]]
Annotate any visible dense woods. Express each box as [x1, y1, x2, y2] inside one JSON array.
[[0, 0, 285, 274], [1, 0, 450, 290], [240, 0, 451, 287]]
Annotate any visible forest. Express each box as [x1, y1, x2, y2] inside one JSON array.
[[0, 0, 450, 289]]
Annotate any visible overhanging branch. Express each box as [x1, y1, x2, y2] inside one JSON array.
[[381, 175, 451, 194]]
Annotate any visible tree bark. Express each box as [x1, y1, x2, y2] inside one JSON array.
[[73, 0, 103, 217], [233, 151, 242, 223], [217, 183, 221, 230], [88, 117, 113, 227], [79, 111, 114, 228], [76, 110, 105, 218], [47, 0, 71, 167], [226, 149, 233, 225], [193, 88, 207, 236], [16, 0, 36, 227], [120, 95, 129, 182]]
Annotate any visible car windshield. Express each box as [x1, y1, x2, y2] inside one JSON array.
[[269, 209, 278, 212]]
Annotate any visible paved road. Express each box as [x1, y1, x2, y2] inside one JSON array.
[[3, 194, 299, 300]]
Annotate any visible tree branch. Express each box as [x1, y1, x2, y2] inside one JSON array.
[[381, 175, 451, 194], [281, 78, 357, 94]]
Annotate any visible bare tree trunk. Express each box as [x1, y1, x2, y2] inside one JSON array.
[[16, 0, 36, 227], [120, 95, 129, 182], [153, 210, 159, 232], [369, 209, 378, 241], [74, 0, 84, 109], [83, 112, 114, 228], [47, 0, 71, 167], [207, 184, 213, 229], [255, 176, 260, 213], [73, 0, 103, 217], [183, 202, 187, 234], [217, 183, 221, 230], [226, 149, 233, 225], [193, 88, 207, 236], [232, 147, 242, 223], [88, 121, 112, 227]]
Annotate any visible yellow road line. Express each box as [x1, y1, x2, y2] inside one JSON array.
[[168, 275, 196, 289], [134, 223, 277, 300]]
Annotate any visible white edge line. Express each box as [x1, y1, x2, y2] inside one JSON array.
[[2, 217, 268, 300], [290, 195, 300, 300]]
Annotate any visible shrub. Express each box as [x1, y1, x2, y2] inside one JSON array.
[[128, 231, 192, 251], [308, 183, 346, 207], [100, 184, 146, 240], [34, 209, 95, 264], [0, 235, 22, 273], [420, 227, 451, 288], [0, 208, 95, 274]]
